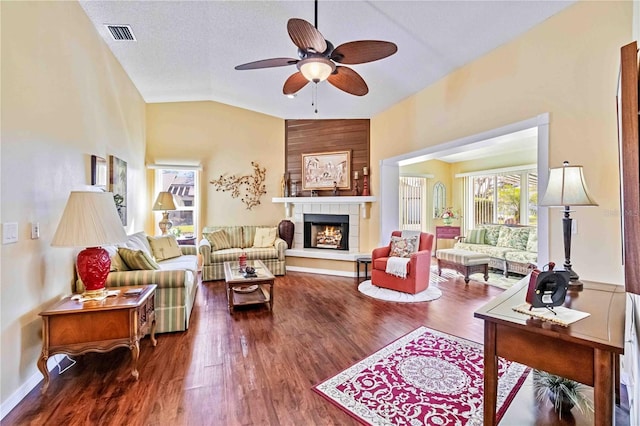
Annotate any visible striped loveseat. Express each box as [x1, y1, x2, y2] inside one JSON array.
[[199, 225, 287, 281], [77, 231, 199, 334]]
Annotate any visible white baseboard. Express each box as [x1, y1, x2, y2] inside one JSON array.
[[1, 354, 64, 420], [286, 265, 357, 278]]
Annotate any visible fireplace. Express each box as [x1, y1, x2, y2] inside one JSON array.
[[304, 214, 349, 250]]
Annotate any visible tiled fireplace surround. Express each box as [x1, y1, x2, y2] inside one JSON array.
[[272, 196, 375, 265]]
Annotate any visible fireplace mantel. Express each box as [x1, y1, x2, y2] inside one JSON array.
[[272, 196, 376, 218]]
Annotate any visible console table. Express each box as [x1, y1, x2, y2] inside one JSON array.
[[474, 279, 625, 425], [434, 226, 461, 252], [37, 285, 157, 393]]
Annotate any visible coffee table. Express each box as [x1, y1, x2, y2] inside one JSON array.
[[223, 259, 275, 314]]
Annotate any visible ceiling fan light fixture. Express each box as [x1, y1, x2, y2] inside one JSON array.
[[297, 57, 335, 83]]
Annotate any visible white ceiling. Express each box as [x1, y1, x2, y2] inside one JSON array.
[[79, 0, 575, 120]]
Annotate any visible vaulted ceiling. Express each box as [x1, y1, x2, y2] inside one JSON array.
[[79, 1, 575, 119]]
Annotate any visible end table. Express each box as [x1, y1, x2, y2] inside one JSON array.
[[37, 285, 157, 393]]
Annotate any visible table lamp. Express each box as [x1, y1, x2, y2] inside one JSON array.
[[51, 191, 127, 297], [152, 191, 177, 235], [540, 161, 598, 289]]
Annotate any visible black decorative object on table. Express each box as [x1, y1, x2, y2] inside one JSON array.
[[243, 266, 257, 278]]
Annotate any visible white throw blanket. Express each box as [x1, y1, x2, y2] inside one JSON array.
[[386, 256, 411, 278]]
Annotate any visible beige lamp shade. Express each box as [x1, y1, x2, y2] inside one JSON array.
[[152, 192, 177, 211], [540, 162, 598, 207], [51, 191, 127, 247]]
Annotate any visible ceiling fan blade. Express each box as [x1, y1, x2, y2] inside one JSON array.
[[330, 40, 398, 65], [287, 18, 327, 53], [327, 66, 368, 96], [283, 72, 310, 95], [235, 58, 298, 70]]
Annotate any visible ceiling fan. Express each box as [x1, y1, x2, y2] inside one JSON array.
[[234, 1, 397, 97]]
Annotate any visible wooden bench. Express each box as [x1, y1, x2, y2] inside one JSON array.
[[436, 248, 489, 285]]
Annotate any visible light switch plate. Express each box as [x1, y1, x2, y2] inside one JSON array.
[[31, 222, 40, 239], [2, 222, 18, 244]]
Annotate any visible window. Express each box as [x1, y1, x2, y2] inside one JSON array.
[[154, 168, 199, 238], [399, 176, 427, 231], [464, 167, 536, 227]]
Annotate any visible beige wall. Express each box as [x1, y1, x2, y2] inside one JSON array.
[[1, 1, 146, 411], [369, 0, 632, 284], [146, 102, 286, 232]]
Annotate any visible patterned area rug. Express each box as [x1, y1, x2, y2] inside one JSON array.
[[432, 266, 527, 290], [358, 280, 443, 303], [314, 327, 530, 425]]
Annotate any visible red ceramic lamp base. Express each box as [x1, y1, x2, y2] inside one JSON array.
[[76, 247, 111, 296]]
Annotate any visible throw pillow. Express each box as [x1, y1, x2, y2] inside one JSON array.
[[147, 235, 182, 261], [509, 227, 532, 251], [205, 229, 232, 251], [389, 235, 418, 258], [496, 227, 513, 248], [103, 245, 129, 271], [118, 247, 160, 270], [480, 224, 502, 246], [467, 229, 486, 245], [253, 227, 277, 248]]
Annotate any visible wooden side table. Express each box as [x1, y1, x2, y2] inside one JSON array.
[[434, 226, 461, 252], [475, 280, 625, 425], [176, 236, 196, 246], [37, 285, 157, 393]]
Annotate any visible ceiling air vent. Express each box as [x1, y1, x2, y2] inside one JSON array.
[[105, 25, 136, 41]]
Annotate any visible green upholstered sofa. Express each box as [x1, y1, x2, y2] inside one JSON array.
[[199, 225, 286, 281], [77, 231, 199, 334], [454, 224, 537, 277]]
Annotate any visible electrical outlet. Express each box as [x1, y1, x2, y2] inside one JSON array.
[[31, 222, 40, 239], [2, 222, 18, 244], [571, 219, 577, 234]]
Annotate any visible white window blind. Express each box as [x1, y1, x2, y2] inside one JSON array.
[[399, 176, 426, 231]]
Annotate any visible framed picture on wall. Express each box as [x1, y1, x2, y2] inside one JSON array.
[[90, 155, 107, 188], [302, 150, 351, 190], [109, 155, 127, 226]]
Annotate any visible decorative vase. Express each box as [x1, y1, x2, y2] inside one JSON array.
[[238, 251, 247, 271], [443, 217, 453, 226], [548, 389, 575, 413], [278, 219, 294, 249]]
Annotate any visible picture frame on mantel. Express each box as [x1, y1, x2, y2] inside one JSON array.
[[109, 155, 127, 226], [302, 150, 351, 191]]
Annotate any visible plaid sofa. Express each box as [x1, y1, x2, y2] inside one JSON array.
[[199, 225, 286, 281], [77, 232, 199, 334]]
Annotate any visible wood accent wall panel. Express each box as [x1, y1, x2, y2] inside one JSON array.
[[619, 41, 639, 295], [285, 119, 370, 196]]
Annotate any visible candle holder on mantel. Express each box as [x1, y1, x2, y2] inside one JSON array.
[[362, 166, 370, 196], [352, 171, 360, 196]]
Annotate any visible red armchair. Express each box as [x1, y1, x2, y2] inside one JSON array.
[[371, 231, 435, 294]]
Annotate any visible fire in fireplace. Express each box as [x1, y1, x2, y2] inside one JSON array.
[[304, 214, 349, 250]]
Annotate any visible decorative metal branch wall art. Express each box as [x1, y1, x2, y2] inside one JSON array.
[[209, 162, 267, 210]]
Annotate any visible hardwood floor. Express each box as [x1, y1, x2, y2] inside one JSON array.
[[4, 271, 629, 425]]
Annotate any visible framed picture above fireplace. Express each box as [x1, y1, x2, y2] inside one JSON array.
[[302, 150, 351, 191]]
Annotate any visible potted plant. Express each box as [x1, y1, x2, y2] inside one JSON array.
[[440, 207, 460, 226], [533, 370, 594, 418]]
